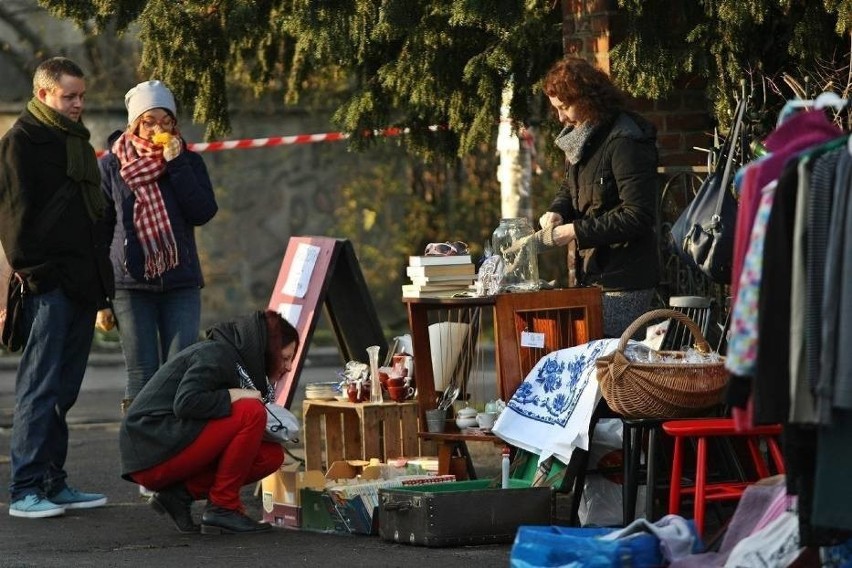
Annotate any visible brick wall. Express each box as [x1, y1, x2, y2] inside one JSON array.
[[560, 0, 713, 168]]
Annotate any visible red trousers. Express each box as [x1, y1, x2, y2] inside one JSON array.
[[130, 399, 284, 511]]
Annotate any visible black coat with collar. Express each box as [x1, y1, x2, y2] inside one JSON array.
[[0, 109, 113, 306], [547, 112, 660, 291]]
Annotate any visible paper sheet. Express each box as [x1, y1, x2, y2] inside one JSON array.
[[276, 303, 303, 327], [282, 243, 320, 298], [428, 321, 471, 392]]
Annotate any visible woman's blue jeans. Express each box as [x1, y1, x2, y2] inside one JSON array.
[[10, 287, 96, 501], [112, 287, 201, 399]]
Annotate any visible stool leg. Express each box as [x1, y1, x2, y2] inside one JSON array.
[[645, 426, 657, 521], [767, 437, 786, 474], [569, 449, 591, 526], [695, 437, 708, 537], [668, 435, 684, 516], [622, 422, 637, 525]]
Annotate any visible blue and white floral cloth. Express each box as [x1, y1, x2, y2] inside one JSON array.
[[491, 338, 622, 466]]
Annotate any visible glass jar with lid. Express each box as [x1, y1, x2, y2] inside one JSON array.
[[491, 217, 540, 292]]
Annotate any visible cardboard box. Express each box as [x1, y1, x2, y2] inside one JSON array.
[[299, 460, 367, 533], [300, 486, 343, 533], [261, 465, 325, 528]]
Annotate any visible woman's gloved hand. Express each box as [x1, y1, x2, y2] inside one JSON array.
[[538, 212, 563, 229], [162, 135, 183, 162], [95, 309, 115, 332]]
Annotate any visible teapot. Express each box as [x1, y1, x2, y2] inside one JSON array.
[[455, 405, 478, 430]]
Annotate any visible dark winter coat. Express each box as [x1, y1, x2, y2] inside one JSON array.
[[547, 112, 660, 291], [0, 109, 113, 306], [119, 311, 270, 477], [98, 130, 217, 291]]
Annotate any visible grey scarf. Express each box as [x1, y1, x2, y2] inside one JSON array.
[[554, 122, 597, 164]]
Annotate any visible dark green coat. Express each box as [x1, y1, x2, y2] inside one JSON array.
[[547, 112, 660, 292], [119, 311, 271, 478], [0, 109, 113, 306]]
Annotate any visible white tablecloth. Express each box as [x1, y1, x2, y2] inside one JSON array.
[[491, 338, 621, 466]]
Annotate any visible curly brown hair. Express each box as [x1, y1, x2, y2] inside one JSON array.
[[542, 58, 626, 124]]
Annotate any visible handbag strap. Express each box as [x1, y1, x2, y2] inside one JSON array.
[[713, 97, 748, 219]]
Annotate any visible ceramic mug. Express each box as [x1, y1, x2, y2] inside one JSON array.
[[388, 385, 414, 402], [476, 411, 498, 430], [386, 376, 408, 389]]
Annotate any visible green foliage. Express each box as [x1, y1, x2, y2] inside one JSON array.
[[37, 0, 563, 156], [612, 0, 851, 133], [36, 1, 852, 148]]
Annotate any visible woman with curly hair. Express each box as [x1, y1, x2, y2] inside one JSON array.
[[536, 57, 660, 337]]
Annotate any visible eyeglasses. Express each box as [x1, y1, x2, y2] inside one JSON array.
[[139, 116, 175, 130], [424, 241, 469, 256]]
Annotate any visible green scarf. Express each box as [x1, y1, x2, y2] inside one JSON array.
[[26, 97, 106, 222]]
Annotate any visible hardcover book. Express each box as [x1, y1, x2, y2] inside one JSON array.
[[407, 254, 472, 267]]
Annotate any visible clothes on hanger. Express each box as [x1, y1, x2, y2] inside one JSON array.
[[722, 97, 852, 542]]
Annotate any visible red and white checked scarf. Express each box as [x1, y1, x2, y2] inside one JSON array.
[[113, 132, 178, 279]]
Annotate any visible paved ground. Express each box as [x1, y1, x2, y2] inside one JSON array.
[[0, 349, 513, 567]]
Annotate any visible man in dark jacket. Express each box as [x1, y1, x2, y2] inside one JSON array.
[[0, 57, 114, 518], [536, 57, 660, 338]]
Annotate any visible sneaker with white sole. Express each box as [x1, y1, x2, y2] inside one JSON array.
[[9, 494, 66, 518], [48, 486, 107, 509]]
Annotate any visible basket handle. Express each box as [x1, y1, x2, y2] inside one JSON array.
[[617, 308, 711, 353]]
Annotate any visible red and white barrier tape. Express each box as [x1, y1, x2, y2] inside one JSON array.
[[94, 126, 415, 157]]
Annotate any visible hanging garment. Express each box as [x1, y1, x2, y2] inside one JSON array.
[[803, 149, 843, 424], [818, 149, 852, 421]]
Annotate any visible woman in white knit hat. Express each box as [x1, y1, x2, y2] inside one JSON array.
[[97, 80, 218, 421]]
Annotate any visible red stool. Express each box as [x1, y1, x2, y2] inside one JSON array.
[[662, 418, 784, 537]]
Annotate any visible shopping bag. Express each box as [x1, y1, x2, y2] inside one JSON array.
[[510, 525, 664, 568]]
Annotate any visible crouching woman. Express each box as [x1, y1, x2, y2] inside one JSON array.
[[119, 309, 298, 534]]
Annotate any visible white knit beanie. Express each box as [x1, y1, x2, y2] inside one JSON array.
[[125, 80, 177, 125]]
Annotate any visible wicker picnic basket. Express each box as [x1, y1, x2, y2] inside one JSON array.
[[596, 308, 730, 419]]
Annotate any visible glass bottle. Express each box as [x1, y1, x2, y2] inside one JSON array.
[[367, 345, 383, 403], [501, 447, 511, 489], [491, 217, 540, 292]]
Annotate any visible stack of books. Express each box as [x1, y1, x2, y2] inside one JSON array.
[[401, 254, 476, 298]]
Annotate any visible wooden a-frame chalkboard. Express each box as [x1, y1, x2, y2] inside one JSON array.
[[267, 236, 387, 408]]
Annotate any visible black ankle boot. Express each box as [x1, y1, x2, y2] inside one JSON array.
[[149, 485, 198, 534], [200, 505, 270, 534]]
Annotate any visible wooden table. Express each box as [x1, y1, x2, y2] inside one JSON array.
[[403, 288, 603, 477], [301, 399, 420, 472], [419, 427, 508, 479]]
